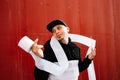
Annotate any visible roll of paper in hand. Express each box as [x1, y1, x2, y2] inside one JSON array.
[[18, 36, 43, 57]]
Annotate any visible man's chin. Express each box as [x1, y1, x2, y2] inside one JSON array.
[[58, 38, 64, 41]]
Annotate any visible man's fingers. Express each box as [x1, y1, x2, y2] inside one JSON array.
[[91, 48, 96, 55], [37, 45, 43, 48], [88, 48, 96, 60], [34, 38, 39, 43], [92, 48, 96, 52]]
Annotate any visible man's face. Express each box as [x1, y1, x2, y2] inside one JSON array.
[[52, 25, 69, 41]]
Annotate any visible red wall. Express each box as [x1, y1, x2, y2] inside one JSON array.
[[0, 0, 120, 80]]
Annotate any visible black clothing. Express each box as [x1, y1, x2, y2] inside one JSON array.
[[34, 38, 92, 80]]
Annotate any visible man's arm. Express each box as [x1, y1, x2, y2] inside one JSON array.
[[79, 48, 96, 72]]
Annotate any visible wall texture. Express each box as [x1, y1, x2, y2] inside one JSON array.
[[0, 0, 120, 80]]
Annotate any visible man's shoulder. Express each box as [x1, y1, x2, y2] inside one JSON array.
[[70, 42, 80, 49], [44, 39, 51, 47]]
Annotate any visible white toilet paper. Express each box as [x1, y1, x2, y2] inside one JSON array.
[[18, 36, 34, 53]]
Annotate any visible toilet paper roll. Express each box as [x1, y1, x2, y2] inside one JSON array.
[[18, 36, 34, 53]]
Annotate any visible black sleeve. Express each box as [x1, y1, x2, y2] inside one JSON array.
[[70, 43, 92, 72], [34, 67, 49, 80], [79, 55, 92, 72]]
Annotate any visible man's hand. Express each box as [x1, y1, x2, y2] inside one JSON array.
[[31, 38, 43, 58], [88, 48, 96, 60]]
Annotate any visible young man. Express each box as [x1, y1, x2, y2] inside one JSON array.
[[32, 20, 96, 80]]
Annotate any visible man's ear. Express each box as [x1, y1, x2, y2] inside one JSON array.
[[66, 27, 70, 32]]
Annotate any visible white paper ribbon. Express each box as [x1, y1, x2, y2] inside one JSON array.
[[18, 36, 69, 76], [69, 34, 96, 80], [18, 33, 96, 80], [50, 36, 69, 72]]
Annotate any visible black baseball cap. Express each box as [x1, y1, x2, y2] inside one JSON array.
[[47, 19, 67, 32]]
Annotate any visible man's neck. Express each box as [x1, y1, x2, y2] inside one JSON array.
[[59, 36, 69, 44]]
